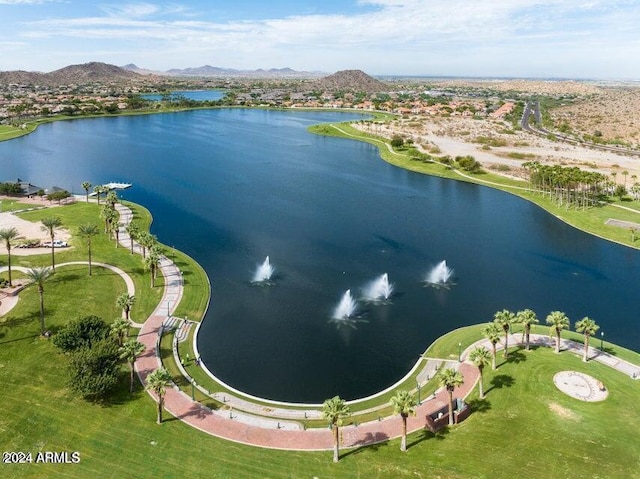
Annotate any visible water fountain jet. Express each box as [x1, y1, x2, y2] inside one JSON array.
[[252, 256, 274, 283], [333, 289, 358, 320], [363, 273, 394, 302]]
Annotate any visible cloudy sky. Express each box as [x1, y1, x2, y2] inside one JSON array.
[[1, 0, 639, 78]]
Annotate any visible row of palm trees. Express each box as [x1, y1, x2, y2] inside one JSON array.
[[471, 309, 601, 401]]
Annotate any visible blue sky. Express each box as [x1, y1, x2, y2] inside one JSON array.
[[1, 0, 639, 78]]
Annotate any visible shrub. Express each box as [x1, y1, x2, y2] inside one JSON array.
[[54, 315, 111, 352]]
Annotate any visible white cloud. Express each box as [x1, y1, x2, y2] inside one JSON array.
[[6, 0, 640, 76]]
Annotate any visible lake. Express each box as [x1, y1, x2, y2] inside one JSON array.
[[141, 90, 226, 102], [1, 108, 638, 402]]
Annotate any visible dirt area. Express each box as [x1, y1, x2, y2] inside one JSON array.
[[548, 402, 579, 421], [549, 88, 640, 148], [0, 196, 73, 256], [355, 112, 640, 182]]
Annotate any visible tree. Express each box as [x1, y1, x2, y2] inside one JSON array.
[[322, 396, 351, 463], [78, 223, 100, 275], [54, 315, 110, 352], [146, 368, 173, 424], [81, 181, 92, 203], [105, 190, 118, 208], [120, 339, 145, 393], [516, 309, 539, 351], [110, 317, 130, 347], [93, 185, 105, 205], [546, 311, 570, 353], [438, 368, 464, 426], [100, 204, 117, 237], [390, 390, 416, 451], [390, 134, 404, 148], [482, 322, 502, 370], [575, 317, 599, 362], [116, 293, 135, 321], [468, 347, 491, 399], [145, 249, 161, 287], [67, 339, 120, 400], [40, 216, 62, 270], [493, 309, 515, 358], [0, 227, 20, 286], [137, 231, 157, 259], [125, 222, 139, 254], [25, 267, 53, 336]]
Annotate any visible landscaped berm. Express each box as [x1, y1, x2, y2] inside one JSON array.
[[1, 198, 640, 479]]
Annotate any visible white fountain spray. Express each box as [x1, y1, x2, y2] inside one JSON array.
[[252, 256, 274, 283], [333, 289, 358, 320], [364, 273, 394, 302], [425, 260, 453, 285]]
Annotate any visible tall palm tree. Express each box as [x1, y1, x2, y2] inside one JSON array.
[[438, 368, 464, 426], [81, 181, 92, 203], [93, 185, 103, 205], [146, 368, 172, 424], [125, 222, 139, 254], [493, 309, 515, 358], [120, 339, 146, 393], [516, 308, 539, 351], [0, 227, 20, 286], [322, 395, 351, 463], [546, 311, 570, 353], [105, 190, 118, 208], [575, 317, 599, 362], [482, 322, 502, 370], [110, 317, 131, 346], [145, 249, 161, 287], [468, 347, 491, 399], [116, 293, 136, 320], [390, 390, 416, 452], [100, 204, 117, 236], [78, 223, 100, 276], [40, 216, 62, 270], [25, 267, 53, 336], [137, 231, 157, 259]]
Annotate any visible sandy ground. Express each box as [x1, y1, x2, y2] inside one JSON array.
[[0, 197, 73, 256], [357, 115, 640, 182]]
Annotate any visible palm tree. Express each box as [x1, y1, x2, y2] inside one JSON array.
[[322, 395, 351, 463], [438, 368, 464, 426], [546, 311, 570, 353], [120, 339, 146, 393], [125, 222, 139, 254], [145, 249, 161, 287], [0, 227, 20, 286], [100, 204, 117, 236], [145, 368, 172, 424], [468, 347, 491, 399], [482, 322, 502, 370], [137, 231, 157, 259], [93, 185, 103, 205], [493, 309, 515, 358], [81, 181, 92, 203], [110, 317, 130, 346], [116, 293, 135, 320], [40, 216, 62, 270], [390, 390, 416, 452], [516, 309, 539, 351], [105, 190, 118, 208], [25, 267, 53, 336], [575, 317, 599, 362], [78, 223, 100, 275]]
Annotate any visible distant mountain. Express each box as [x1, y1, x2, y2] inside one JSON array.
[[0, 62, 143, 86], [312, 69, 388, 92], [164, 65, 324, 78], [120, 63, 159, 76]]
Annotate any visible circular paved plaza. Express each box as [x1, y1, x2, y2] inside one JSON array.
[[553, 371, 608, 402]]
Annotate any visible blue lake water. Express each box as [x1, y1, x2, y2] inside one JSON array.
[[1, 108, 638, 402]]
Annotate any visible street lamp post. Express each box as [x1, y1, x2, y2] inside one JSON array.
[[417, 382, 421, 405], [191, 379, 196, 400], [458, 342, 462, 362], [600, 331, 604, 351]]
